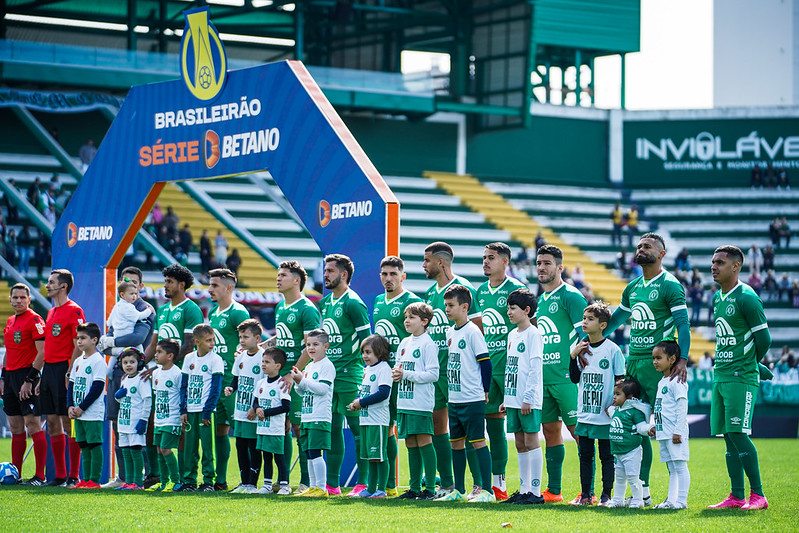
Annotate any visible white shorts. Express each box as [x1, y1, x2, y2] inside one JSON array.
[[614, 446, 642, 479], [658, 439, 689, 462], [119, 432, 146, 448]]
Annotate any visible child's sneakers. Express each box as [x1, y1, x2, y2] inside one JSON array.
[[199, 484, 215, 492], [369, 490, 387, 499], [517, 492, 545, 505], [119, 483, 143, 491], [606, 499, 628, 508], [295, 483, 309, 494], [541, 488, 563, 503], [598, 494, 612, 507], [492, 486, 509, 501], [82, 481, 101, 489], [469, 489, 497, 503], [434, 489, 466, 502], [708, 494, 747, 509], [385, 487, 398, 497], [571, 493, 597, 505], [398, 490, 420, 500], [101, 477, 125, 489], [626, 495, 651, 507], [71, 480, 89, 489], [654, 500, 678, 509], [466, 485, 483, 501], [348, 484, 367, 497], [146, 481, 172, 492], [326, 484, 342, 496], [277, 484, 292, 496], [417, 490, 436, 500], [741, 493, 768, 510], [303, 487, 329, 498]]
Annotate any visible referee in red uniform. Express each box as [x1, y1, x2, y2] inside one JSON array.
[[36, 269, 85, 486], [1, 283, 47, 484]]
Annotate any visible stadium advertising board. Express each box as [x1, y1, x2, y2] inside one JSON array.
[[53, 7, 398, 325], [624, 117, 799, 186]]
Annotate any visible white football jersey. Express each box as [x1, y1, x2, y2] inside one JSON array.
[[654, 376, 689, 440], [396, 333, 440, 413], [504, 325, 543, 409], [446, 322, 489, 404]]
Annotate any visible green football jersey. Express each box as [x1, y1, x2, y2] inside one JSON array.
[[275, 296, 322, 374], [154, 298, 204, 368], [477, 276, 527, 373], [424, 276, 481, 364], [713, 281, 769, 386], [619, 270, 687, 359], [209, 301, 251, 384], [535, 282, 587, 386], [319, 289, 371, 383], [372, 289, 423, 365]]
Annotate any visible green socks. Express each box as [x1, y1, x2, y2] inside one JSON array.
[[283, 434, 293, 474], [728, 432, 764, 496], [640, 437, 652, 486], [433, 433, 454, 488], [147, 445, 160, 478], [131, 448, 144, 486], [215, 434, 230, 485], [486, 418, 507, 477], [408, 446, 423, 492], [476, 446, 493, 492], [163, 451, 181, 484], [85, 445, 103, 483], [724, 435, 746, 499], [420, 443, 438, 493], [545, 445, 565, 494], [386, 433, 398, 489], [452, 448, 467, 494], [122, 448, 133, 483], [465, 442, 482, 488], [366, 461, 389, 493], [346, 415, 368, 486], [327, 415, 345, 487]]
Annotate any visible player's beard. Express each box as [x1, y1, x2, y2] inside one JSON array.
[[537, 272, 557, 285], [634, 252, 656, 265], [325, 275, 340, 290], [424, 266, 439, 280]]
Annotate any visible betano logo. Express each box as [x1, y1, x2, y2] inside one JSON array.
[[67, 222, 113, 248], [180, 8, 227, 101], [318, 199, 373, 227]]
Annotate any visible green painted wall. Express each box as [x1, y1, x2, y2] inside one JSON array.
[[343, 116, 457, 176], [466, 115, 608, 184]]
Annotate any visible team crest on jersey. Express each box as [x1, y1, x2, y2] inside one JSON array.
[[548, 302, 558, 314], [517, 342, 525, 353], [370, 374, 377, 382], [312, 372, 319, 379], [458, 339, 466, 349], [725, 304, 735, 316], [390, 307, 401, 317], [413, 349, 421, 359], [166, 380, 174, 387], [649, 290, 659, 301], [85, 366, 92, 374], [253, 366, 260, 374], [334, 307, 343, 318], [661, 386, 668, 394], [131, 386, 138, 394], [13, 331, 21, 344], [52, 323, 62, 336], [269, 389, 276, 396], [220, 318, 227, 328], [35, 323, 44, 335], [599, 359, 609, 369], [202, 365, 208, 372], [497, 297, 507, 308], [174, 311, 182, 320], [287, 313, 297, 324]]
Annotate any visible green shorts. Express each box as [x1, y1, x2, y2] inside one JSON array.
[[434, 353, 448, 410], [289, 388, 303, 425], [448, 401, 486, 443], [575, 421, 610, 440], [301, 421, 332, 451], [74, 419, 104, 444], [506, 407, 541, 434], [711, 381, 758, 436], [257, 434, 284, 454], [541, 383, 578, 426], [154, 425, 182, 449], [233, 420, 257, 439], [397, 410, 434, 438], [485, 374, 505, 415], [389, 381, 399, 425], [360, 425, 388, 461], [332, 379, 360, 417], [626, 356, 661, 407], [215, 394, 235, 427]]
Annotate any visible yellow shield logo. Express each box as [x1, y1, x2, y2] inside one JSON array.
[[181, 8, 227, 101]]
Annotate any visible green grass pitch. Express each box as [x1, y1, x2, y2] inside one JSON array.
[[1, 438, 795, 532]]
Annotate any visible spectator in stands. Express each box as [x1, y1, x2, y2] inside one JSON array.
[[765, 162, 777, 188], [779, 217, 792, 248], [687, 280, 705, 326], [54, 188, 70, 217], [35, 238, 50, 281], [226, 248, 242, 277], [43, 205, 56, 226], [698, 352, 714, 370], [178, 223, 193, 255], [79, 139, 97, 172], [778, 273, 792, 302], [516, 246, 529, 265], [26, 177, 40, 206], [769, 218, 782, 248], [792, 280, 799, 308], [625, 204, 639, 248], [774, 350, 798, 383], [750, 165, 762, 188], [534, 231, 546, 251], [214, 230, 228, 266], [777, 167, 790, 190], [157, 225, 176, 255], [747, 270, 763, 295], [163, 206, 179, 240], [2, 181, 19, 223], [762, 245, 775, 272], [199, 229, 211, 274], [571, 264, 585, 290], [5, 228, 17, 267], [610, 202, 624, 247], [49, 174, 61, 195], [579, 283, 595, 304], [690, 267, 703, 287], [674, 248, 691, 272], [150, 202, 164, 228], [763, 270, 778, 302], [16, 225, 35, 276], [747, 244, 763, 275]]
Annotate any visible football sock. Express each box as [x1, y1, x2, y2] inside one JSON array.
[[640, 437, 652, 487], [68, 437, 81, 479], [486, 418, 507, 483], [476, 446, 493, 492], [215, 433, 230, 484], [327, 414, 344, 487], [11, 433, 25, 475], [386, 432, 398, 489], [433, 433, 454, 488], [452, 448, 467, 494], [346, 415, 367, 485], [545, 444, 565, 494], [420, 443, 438, 493], [131, 446, 144, 486], [367, 462, 378, 494], [729, 432, 763, 496], [52, 433, 67, 479], [530, 447, 543, 497], [517, 450, 531, 494], [376, 459, 389, 492], [408, 446, 422, 493], [32, 431, 47, 479], [465, 441, 482, 488], [121, 448, 134, 483], [723, 434, 746, 499]]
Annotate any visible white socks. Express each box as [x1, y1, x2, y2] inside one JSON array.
[[530, 447, 543, 497], [310, 457, 327, 489], [667, 460, 690, 506], [517, 451, 531, 494], [628, 476, 644, 507], [493, 474, 506, 492]]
